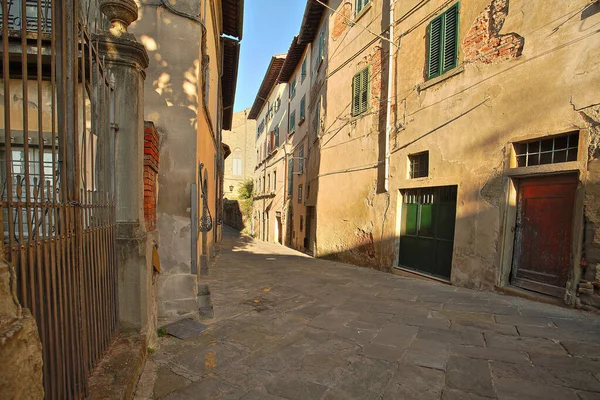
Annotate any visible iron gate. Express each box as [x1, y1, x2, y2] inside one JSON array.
[[1, 0, 117, 398]]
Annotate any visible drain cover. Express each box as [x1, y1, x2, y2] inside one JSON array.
[[160, 318, 208, 340]]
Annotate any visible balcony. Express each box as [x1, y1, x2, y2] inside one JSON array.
[[0, 0, 53, 33]]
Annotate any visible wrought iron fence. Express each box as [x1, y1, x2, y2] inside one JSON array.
[[1, 0, 116, 398]]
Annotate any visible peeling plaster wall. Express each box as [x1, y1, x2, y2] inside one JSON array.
[[579, 104, 600, 306], [0, 258, 44, 399], [316, 0, 393, 270], [316, 0, 600, 301]]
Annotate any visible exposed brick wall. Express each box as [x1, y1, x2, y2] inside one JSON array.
[[463, 0, 524, 64], [332, 2, 352, 40], [144, 122, 160, 232]]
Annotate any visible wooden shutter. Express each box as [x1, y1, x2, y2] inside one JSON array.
[[442, 4, 458, 73], [360, 67, 369, 114], [352, 72, 361, 115], [427, 15, 443, 78]]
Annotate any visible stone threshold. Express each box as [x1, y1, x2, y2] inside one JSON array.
[[87, 334, 146, 400], [494, 285, 566, 307], [392, 266, 451, 284]]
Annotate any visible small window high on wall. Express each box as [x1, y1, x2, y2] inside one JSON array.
[[514, 132, 579, 167], [409, 152, 429, 179]]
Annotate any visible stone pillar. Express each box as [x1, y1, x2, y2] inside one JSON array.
[[94, 0, 153, 333]]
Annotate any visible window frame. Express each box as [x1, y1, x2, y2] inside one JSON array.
[[355, 0, 371, 16], [409, 151, 429, 179], [426, 3, 460, 80], [297, 184, 303, 204]]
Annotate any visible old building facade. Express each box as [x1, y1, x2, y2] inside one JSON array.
[[223, 108, 256, 199], [249, 55, 288, 243], [130, 0, 242, 321], [251, 0, 600, 308]]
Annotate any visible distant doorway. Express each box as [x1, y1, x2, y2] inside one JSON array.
[[511, 174, 577, 297], [398, 186, 457, 280]]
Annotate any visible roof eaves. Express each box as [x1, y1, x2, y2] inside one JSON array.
[[222, 0, 244, 40], [298, 0, 327, 44], [221, 37, 240, 130], [248, 56, 286, 120], [278, 36, 307, 83]]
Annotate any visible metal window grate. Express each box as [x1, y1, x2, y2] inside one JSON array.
[[403, 186, 457, 204], [514, 133, 579, 167], [409, 151, 429, 179]]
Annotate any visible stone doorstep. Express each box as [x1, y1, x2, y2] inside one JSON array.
[[87, 334, 146, 400]]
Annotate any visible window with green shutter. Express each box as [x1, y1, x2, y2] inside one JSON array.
[[317, 27, 324, 65], [300, 95, 306, 121], [314, 97, 321, 137], [299, 146, 304, 174], [301, 58, 307, 81], [355, 0, 371, 15], [427, 3, 459, 80], [287, 158, 294, 196], [352, 67, 370, 116], [290, 77, 297, 99], [290, 110, 296, 134]]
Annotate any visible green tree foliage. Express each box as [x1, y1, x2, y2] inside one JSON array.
[[238, 178, 253, 199]]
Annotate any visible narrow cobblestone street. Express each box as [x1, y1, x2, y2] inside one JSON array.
[[136, 227, 600, 400]]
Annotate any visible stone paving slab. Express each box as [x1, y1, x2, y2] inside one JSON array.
[[134, 227, 600, 400]]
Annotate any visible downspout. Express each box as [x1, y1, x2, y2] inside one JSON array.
[[384, 0, 395, 192]]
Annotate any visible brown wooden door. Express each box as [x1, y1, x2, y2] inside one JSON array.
[[512, 174, 577, 297]]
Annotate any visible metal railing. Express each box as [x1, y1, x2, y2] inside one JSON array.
[[1, 0, 116, 398]]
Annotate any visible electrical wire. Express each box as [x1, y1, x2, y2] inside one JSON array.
[[314, 0, 397, 47]]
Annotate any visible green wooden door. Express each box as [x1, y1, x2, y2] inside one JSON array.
[[399, 186, 457, 279]]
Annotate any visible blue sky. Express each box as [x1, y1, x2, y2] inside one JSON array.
[[233, 0, 307, 112]]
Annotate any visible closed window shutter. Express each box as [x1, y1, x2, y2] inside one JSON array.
[[360, 68, 369, 114], [314, 98, 321, 136], [442, 5, 458, 72], [318, 29, 324, 61], [288, 159, 294, 196], [275, 127, 279, 147], [428, 16, 442, 78], [352, 73, 361, 115]]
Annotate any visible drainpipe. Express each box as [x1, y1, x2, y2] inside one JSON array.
[[384, 0, 395, 192]]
